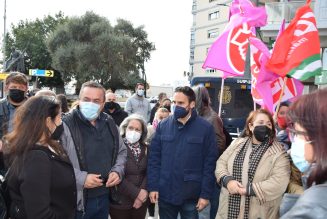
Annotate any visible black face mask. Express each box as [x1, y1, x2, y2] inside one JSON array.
[[253, 125, 272, 142], [104, 102, 116, 110], [163, 105, 171, 112], [51, 123, 64, 141], [9, 89, 25, 103]]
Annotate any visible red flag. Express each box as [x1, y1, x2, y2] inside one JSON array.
[[266, 0, 321, 81]]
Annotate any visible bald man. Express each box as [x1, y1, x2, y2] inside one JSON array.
[[103, 92, 128, 126]]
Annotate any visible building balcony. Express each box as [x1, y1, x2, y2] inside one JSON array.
[[261, 0, 327, 46], [266, 1, 313, 25]]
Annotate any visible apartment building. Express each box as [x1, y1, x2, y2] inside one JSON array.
[[189, 0, 232, 80]]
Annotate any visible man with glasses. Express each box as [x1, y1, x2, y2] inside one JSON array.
[[61, 81, 127, 219], [125, 83, 151, 123]]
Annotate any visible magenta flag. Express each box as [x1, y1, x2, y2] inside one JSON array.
[[202, 0, 267, 78], [249, 25, 304, 113]]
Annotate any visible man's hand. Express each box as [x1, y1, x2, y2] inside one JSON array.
[[137, 189, 148, 203], [227, 180, 243, 195], [133, 198, 143, 209], [84, 174, 103, 188], [196, 198, 209, 211], [106, 172, 121, 187], [149, 191, 159, 203]]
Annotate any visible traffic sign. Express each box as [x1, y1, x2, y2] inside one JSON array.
[[29, 69, 54, 77]]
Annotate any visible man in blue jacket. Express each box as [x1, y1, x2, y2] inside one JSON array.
[[147, 86, 219, 219]]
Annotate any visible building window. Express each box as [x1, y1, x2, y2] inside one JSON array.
[[208, 28, 219, 39], [209, 11, 219, 20]]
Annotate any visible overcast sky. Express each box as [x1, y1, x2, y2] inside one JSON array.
[[1, 0, 192, 86]]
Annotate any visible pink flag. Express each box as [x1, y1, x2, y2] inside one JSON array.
[[202, 0, 267, 78], [249, 24, 304, 112]]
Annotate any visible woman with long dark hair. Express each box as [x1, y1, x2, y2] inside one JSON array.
[[3, 96, 76, 219], [281, 89, 327, 218], [215, 109, 290, 219]]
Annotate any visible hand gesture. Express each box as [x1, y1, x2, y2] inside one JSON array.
[[149, 191, 159, 203], [196, 198, 209, 211], [84, 174, 103, 188], [106, 172, 121, 187], [133, 198, 143, 209], [227, 180, 244, 195], [137, 189, 148, 203]]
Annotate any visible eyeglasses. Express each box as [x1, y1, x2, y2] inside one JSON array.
[[287, 128, 310, 143]]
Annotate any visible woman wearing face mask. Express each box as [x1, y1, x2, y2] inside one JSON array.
[[275, 101, 291, 151], [215, 109, 290, 219], [146, 107, 170, 146], [109, 114, 149, 219], [3, 96, 76, 219], [280, 89, 327, 218]]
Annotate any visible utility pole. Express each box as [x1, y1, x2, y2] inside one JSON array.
[[3, 0, 7, 64]]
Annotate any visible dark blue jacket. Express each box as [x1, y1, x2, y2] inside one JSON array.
[[147, 109, 218, 205]]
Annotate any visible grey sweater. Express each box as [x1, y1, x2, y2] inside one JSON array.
[[125, 94, 151, 122]]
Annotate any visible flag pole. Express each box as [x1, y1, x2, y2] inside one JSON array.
[[274, 77, 288, 121], [218, 78, 225, 117]]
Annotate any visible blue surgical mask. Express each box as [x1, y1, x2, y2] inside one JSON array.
[[79, 101, 101, 121], [290, 136, 311, 173], [137, 89, 144, 96], [173, 105, 190, 120]]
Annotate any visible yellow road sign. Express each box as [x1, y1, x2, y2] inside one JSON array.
[[0, 73, 9, 80]]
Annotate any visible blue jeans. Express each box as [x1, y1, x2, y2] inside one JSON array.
[[159, 199, 198, 219], [75, 194, 109, 219]]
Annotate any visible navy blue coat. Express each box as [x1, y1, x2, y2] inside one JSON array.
[[147, 110, 219, 205]]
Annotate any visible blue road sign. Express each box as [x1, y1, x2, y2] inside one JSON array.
[[29, 69, 54, 77]]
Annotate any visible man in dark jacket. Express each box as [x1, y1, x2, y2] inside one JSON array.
[[61, 81, 127, 219], [147, 86, 218, 219], [103, 92, 128, 126], [0, 72, 28, 172]]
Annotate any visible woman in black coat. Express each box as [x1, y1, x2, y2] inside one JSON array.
[[109, 114, 148, 219], [3, 96, 76, 219]]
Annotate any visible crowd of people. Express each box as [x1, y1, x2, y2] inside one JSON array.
[[0, 71, 326, 219]]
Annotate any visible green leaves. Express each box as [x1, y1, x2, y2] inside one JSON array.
[[47, 11, 155, 92], [5, 12, 67, 88], [6, 11, 154, 93]]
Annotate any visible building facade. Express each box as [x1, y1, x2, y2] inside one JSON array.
[[189, 0, 232, 80]]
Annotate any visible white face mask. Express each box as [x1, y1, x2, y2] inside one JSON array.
[[125, 130, 141, 144]]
